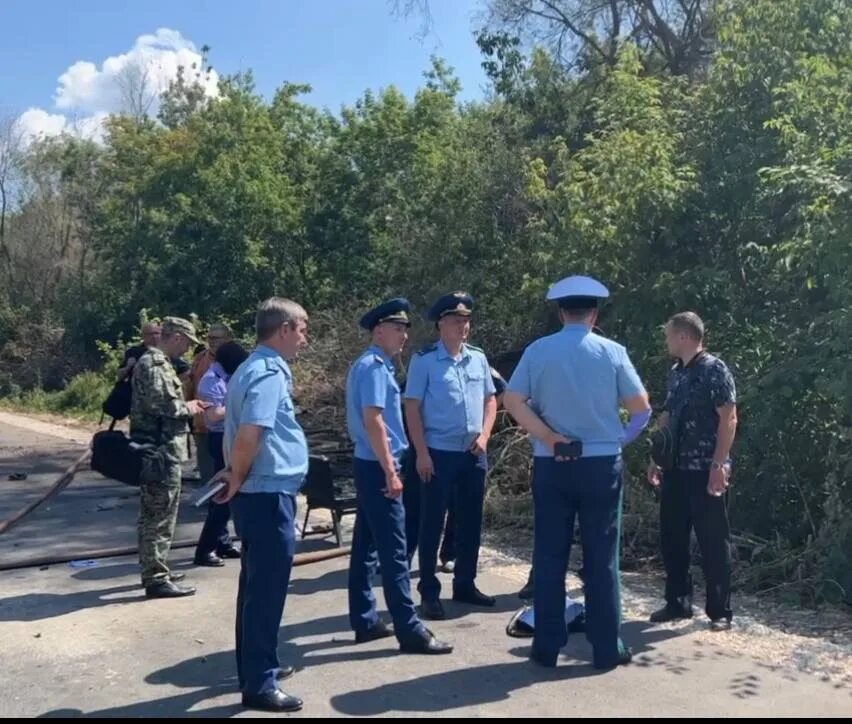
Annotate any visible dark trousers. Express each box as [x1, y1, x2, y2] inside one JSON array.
[[194, 431, 233, 559], [417, 449, 485, 601], [402, 449, 456, 564], [348, 458, 424, 643], [532, 456, 625, 669], [660, 469, 732, 621], [231, 492, 296, 695]]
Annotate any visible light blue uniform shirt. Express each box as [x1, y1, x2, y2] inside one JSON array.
[[346, 345, 408, 463], [507, 324, 645, 458], [223, 345, 308, 495], [404, 341, 497, 452], [197, 362, 229, 433]]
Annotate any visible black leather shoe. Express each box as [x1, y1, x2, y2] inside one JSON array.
[[453, 586, 496, 607], [276, 665, 295, 681], [194, 552, 225, 567], [594, 646, 633, 670], [169, 572, 186, 583], [650, 601, 693, 623], [241, 689, 303, 713], [567, 611, 586, 634], [217, 547, 241, 559], [399, 628, 453, 655], [530, 648, 557, 668], [145, 581, 196, 598], [355, 620, 394, 644], [421, 599, 446, 620]]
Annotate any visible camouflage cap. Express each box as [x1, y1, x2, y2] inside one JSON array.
[[161, 316, 200, 345]]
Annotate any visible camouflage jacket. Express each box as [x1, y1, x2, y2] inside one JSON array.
[[130, 348, 191, 460], [664, 351, 736, 471]]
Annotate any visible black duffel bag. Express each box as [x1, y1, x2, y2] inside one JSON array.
[[91, 429, 153, 487]]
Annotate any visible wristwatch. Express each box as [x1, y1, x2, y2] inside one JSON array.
[[711, 461, 725, 471]]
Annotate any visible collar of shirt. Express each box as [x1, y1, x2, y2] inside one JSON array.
[[436, 339, 470, 362], [255, 344, 292, 380], [674, 350, 708, 372], [210, 361, 229, 383], [561, 323, 591, 336], [367, 344, 396, 373]]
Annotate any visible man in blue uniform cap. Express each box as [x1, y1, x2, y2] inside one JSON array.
[[346, 297, 453, 655], [404, 292, 498, 620], [503, 275, 651, 670]]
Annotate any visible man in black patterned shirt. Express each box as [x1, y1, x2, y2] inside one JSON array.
[[647, 312, 738, 629]]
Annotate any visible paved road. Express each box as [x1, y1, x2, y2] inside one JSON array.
[[0, 418, 849, 717]]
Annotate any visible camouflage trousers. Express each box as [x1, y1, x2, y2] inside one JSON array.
[[138, 447, 183, 587]]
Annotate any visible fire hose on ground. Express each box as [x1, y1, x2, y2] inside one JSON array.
[[0, 446, 350, 572]]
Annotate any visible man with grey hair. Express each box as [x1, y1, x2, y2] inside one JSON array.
[[215, 297, 309, 713]]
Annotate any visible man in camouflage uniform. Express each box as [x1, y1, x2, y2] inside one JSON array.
[[647, 312, 738, 628], [131, 317, 207, 598]]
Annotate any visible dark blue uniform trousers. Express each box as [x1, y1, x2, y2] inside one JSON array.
[[231, 492, 296, 695], [532, 455, 626, 669], [417, 449, 485, 601], [194, 431, 234, 558], [348, 458, 424, 644], [402, 448, 456, 565]]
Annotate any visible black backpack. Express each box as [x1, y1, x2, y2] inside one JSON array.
[[101, 379, 132, 422]]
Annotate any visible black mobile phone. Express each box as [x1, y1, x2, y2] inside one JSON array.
[[554, 440, 583, 459]]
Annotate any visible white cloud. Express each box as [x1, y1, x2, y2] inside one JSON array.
[[17, 28, 219, 144], [16, 108, 69, 143]]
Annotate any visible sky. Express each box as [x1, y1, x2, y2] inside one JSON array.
[[0, 0, 490, 142]]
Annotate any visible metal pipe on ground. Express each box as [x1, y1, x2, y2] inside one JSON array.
[[0, 445, 350, 572], [0, 449, 91, 536]]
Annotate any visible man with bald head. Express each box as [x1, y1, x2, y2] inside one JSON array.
[[117, 322, 162, 382]]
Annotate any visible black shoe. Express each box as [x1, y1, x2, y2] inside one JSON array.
[[399, 628, 453, 655], [355, 621, 394, 644], [650, 601, 693, 623], [169, 572, 186, 583], [440, 560, 455, 574], [567, 611, 586, 634], [241, 689, 303, 713], [194, 552, 225, 567], [145, 581, 196, 598], [217, 547, 241, 559], [530, 648, 557, 668], [421, 599, 446, 620], [710, 617, 732, 631], [453, 586, 496, 607], [594, 646, 633, 670], [277, 665, 295, 681]]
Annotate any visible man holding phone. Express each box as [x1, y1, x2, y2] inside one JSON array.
[[503, 276, 651, 671], [404, 292, 498, 620]]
